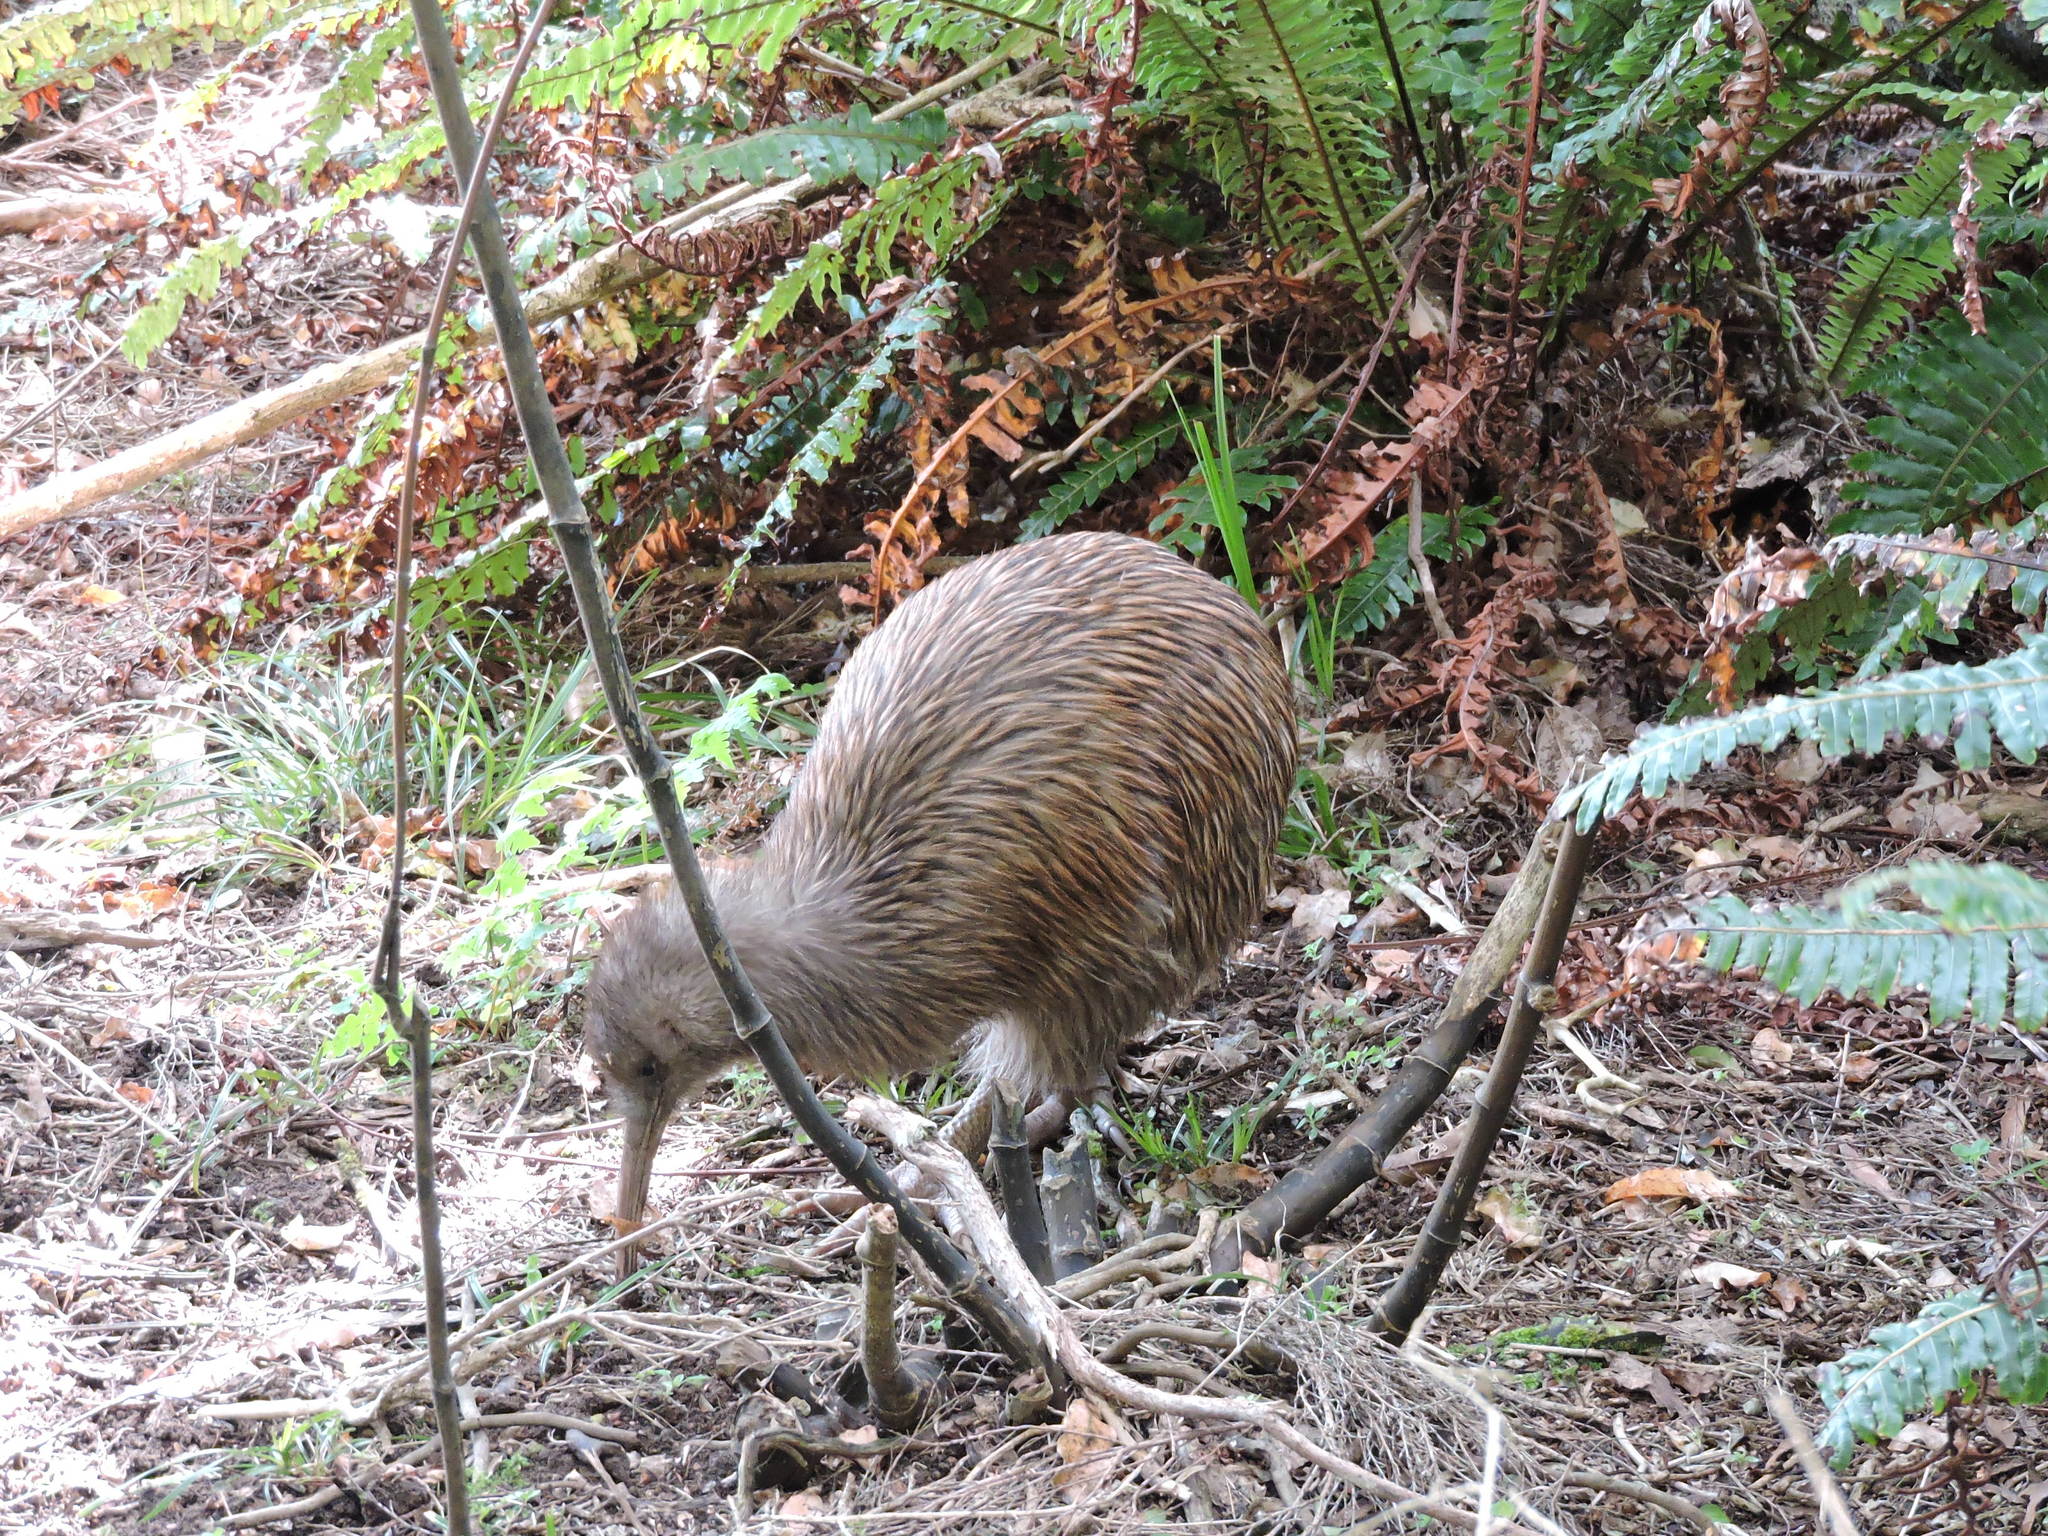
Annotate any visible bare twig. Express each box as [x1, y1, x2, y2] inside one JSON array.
[[1768, 1391, 1864, 1536], [373, 8, 566, 1527], [1213, 821, 1563, 1272], [849, 1096, 1542, 1533], [1371, 822, 1594, 1340], [1408, 475, 1454, 642]]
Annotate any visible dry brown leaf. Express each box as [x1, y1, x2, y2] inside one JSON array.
[[1052, 1398, 1125, 1501], [1603, 1168, 1742, 1206], [1766, 1272, 1809, 1313], [72, 584, 128, 607], [1690, 1260, 1769, 1292], [278, 1216, 352, 1253], [1477, 1187, 1544, 1250], [1749, 1027, 1795, 1070], [1239, 1250, 1282, 1297], [1187, 1162, 1274, 1196], [1843, 1155, 1907, 1206], [116, 1081, 154, 1106]]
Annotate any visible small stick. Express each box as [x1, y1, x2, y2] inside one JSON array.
[[1213, 821, 1563, 1273], [1370, 822, 1593, 1340], [1408, 475, 1454, 643], [1768, 1391, 1864, 1536], [858, 1205, 938, 1431]]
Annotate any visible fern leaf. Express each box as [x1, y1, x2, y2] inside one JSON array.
[[1815, 141, 2023, 389], [1140, 0, 1394, 295], [1817, 1277, 2048, 1465], [121, 226, 268, 366], [641, 105, 951, 200], [716, 156, 1003, 368], [1329, 508, 1496, 637], [299, 11, 412, 177], [1826, 516, 2048, 676], [740, 286, 953, 549], [1022, 419, 1179, 538], [1555, 634, 2048, 828], [1842, 271, 2048, 532], [1683, 860, 2048, 1026]]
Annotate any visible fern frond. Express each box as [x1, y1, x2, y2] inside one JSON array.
[[1817, 1277, 2048, 1465], [1235, 0, 1393, 294], [1842, 270, 2048, 532], [1816, 141, 2024, 389], [1140, 0, 1394, 297], [1683, 860, 2048, 1026], [1827, 516, 2048, 676], [0, 0, 308, 126], [640, 105, 952, 199], [1021, 418, 1179, 538], [121, 225, 270, 366], [1330, 508, 1497, 637], [1555, 634, 2048, 828], [298, 10, 412, 177], [738, 286, 953, 550], [717, 155, 1005, 367]]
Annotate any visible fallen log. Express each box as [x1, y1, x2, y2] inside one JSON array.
[[0, 55, 1047, 541]]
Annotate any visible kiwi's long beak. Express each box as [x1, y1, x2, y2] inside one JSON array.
[[614, 1105, 664, 1282]]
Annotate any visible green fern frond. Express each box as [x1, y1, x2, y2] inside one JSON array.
[[0, 0, 309, 126], [121, 226, 268, 366], [739, 287, 954, 549], [1555, 634, 2048, 828], [1022, 419, 1179, 538], [1815, 141, 2024, 389], [1683, 860, 2048, 1026], [716, 155, 1004, 367], [1827, 516, 2048, 676], [299, 11, 412, 177], [1140, 0, 1394, 297], [1843, 270, 2048, 532], [1234, 0, 1392, 294], [640, 105, 951, 200], [1818, 1277, 2048, 1465], [1329, 508, 1497, 637]]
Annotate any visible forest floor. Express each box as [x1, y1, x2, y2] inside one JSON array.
[[3, 481, 2045, 1536], [5, 49, 2048, 1536]]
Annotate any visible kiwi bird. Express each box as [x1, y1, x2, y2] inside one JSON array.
[[585, 530, 1298, 1252]]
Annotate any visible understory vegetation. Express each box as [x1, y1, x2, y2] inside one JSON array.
[[6, 0, 2048, 1528]]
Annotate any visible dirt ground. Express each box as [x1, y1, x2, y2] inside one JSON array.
[[1, 493, 2045, 1535]]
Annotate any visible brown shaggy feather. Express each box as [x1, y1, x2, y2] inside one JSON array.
[[586, 532, 1298, 1201]]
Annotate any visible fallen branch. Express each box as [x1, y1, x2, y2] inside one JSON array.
[[848, 1095, 1544, 1534], [0, 910, 173, 950], [0, 192, 150, 236], [1211, 820, 1563, 1274], [0, 56, 1043, 539], [1370, 821, 1593, 1340]]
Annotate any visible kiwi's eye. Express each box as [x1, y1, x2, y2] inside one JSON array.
[[638, 1058, 659, 1079]]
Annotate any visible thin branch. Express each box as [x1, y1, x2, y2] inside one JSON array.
[[1211, 820, 1562, 1272], [371, 6, 565, 1528], [1370, 821, 1594, 1340], [1767, 1392, 1864, 1536], [401, 3, 1042, 1376]]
